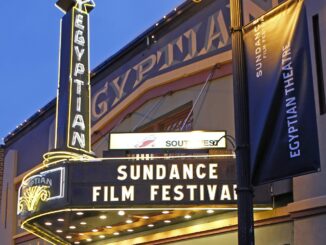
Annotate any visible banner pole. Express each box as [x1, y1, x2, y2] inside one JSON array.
[[229, 0, 255, 244]]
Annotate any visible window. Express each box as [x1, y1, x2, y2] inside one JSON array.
[[137, 103, 193, 132]]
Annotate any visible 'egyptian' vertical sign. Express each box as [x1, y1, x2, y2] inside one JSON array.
[[243, 0, 320, 185], [55, 0, 95, 154]]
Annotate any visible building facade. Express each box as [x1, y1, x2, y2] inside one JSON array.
[[1, 0, 326, 244]]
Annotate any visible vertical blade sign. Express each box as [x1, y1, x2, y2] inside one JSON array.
[[55, 2, 93, 154]]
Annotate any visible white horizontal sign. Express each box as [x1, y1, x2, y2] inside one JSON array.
[[109, 131, 226, 150]]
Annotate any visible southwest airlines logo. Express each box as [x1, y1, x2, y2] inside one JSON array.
[[135, 135, 157, 148]]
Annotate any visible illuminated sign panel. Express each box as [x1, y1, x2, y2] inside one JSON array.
[[55, 4, 92, 154], [18, 167, 65, 215], [109, 131, 226, 150], [69, 158, 238, 206], [67, 7, 91, 151]]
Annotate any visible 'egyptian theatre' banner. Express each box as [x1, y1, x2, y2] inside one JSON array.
[[243, 0, 320, 185]]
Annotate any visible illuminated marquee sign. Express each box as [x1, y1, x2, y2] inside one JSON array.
[[17, 167, 65, 215], [55, 0, 94, 154], [109, 131, 226, 150], [68, 158, 238, 206]]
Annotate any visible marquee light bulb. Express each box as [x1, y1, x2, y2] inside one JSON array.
[[184, 215, 192, 219]]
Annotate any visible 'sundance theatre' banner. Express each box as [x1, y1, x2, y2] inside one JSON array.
[[244, 0, 320, 185]]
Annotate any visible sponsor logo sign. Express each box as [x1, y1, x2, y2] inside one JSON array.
[[109, 131, 226, 150]]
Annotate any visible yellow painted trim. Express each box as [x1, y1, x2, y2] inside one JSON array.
[[12, 231, 30, 240], [54, 18, 63, 149], [22, 222, 69, 245], [87, 6, 92, 153], [66, 7, 75, 151]]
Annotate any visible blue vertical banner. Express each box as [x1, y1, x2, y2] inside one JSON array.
[[243, 0, 320, 185]]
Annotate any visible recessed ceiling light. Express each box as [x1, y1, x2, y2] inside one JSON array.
[[86, 238, 92, 242], [162, 211, 170, 214], [69, 225, 76, 229], [56, 229, 63, 233], [207, 209, 215, 214], [57, 218, 64, 222], [76, 212, 84, 216], [148, 224, 154, 227], [164, 220, 171, 223], [79, 233, 84, 236], [127, 229, 134, 232], [118, 210, 125, 216], [74, 242, 80, 245], [113, 232, 120, 236], [126, 219, 133, 224], [92, 229, 98, 232], [66, 235, 72, 239], [80, 221, 87, 225], [184, 215, 192, 219], [99, 215, 107, 220], [142, 216, 149, 219], [99, 235, 105, 239], [105, 225, 112, 229], [44, 222, 52, 226]]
